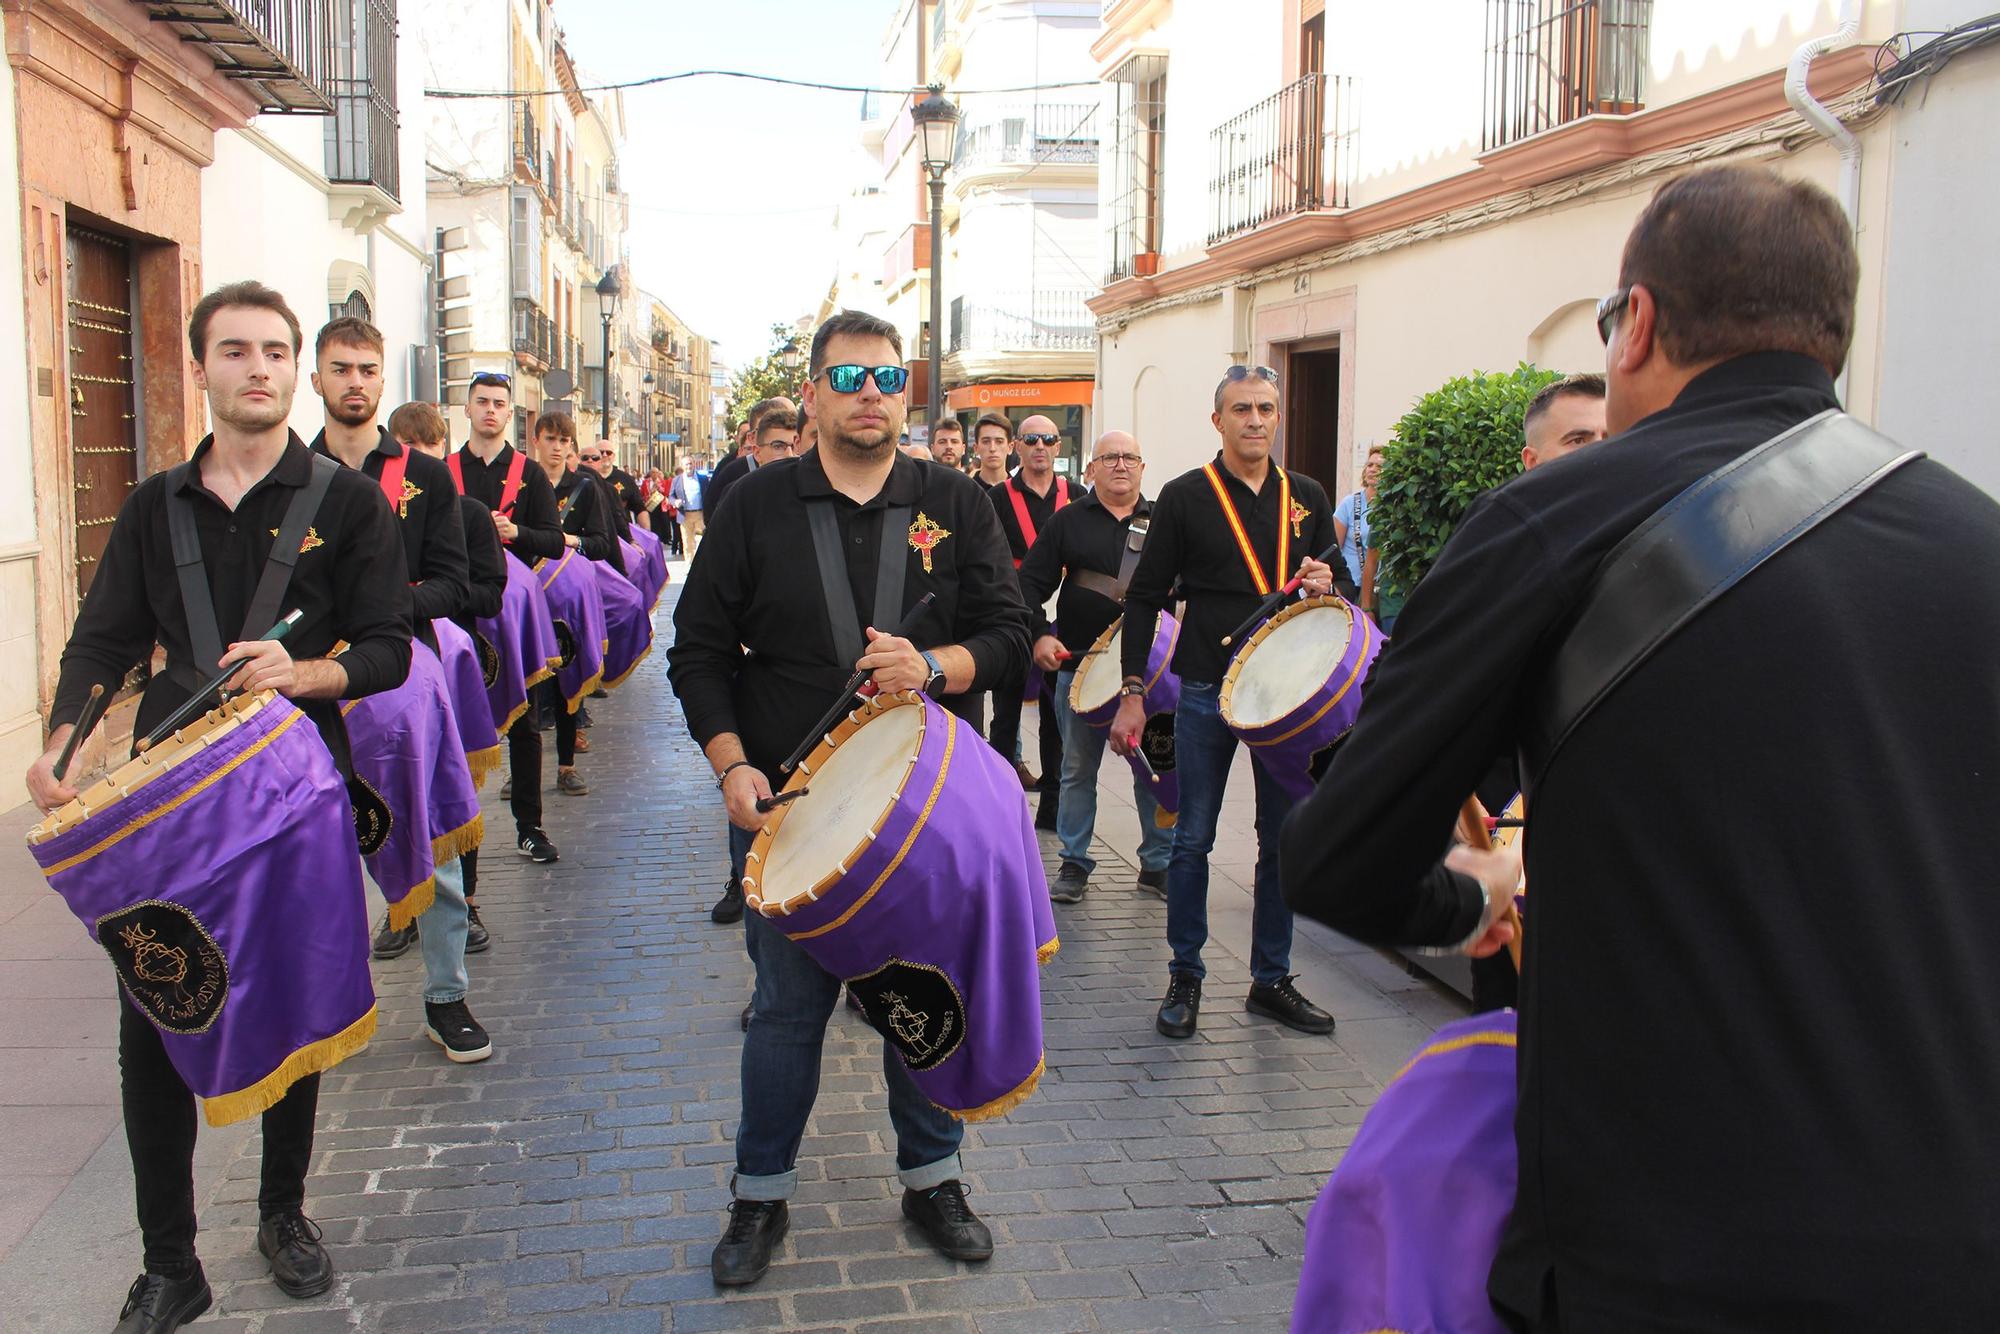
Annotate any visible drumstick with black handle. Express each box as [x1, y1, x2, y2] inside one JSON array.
[[780, 593, 937, 774], [137, 609, 303, 754], [754, 787, 810, 814], [1221, 540, 1345, 647], [52, 684, 107, 783]]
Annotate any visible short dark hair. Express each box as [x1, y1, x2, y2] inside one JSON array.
[[1522, 371, 1607, 437], [973, 412, 1013, 442], [531, 410, 576, 442], [1618, 164, 1857, 376], [387, 401, 447, 445], [931, 417, 964, 440], [315, 316, 385, 360], [746, 396, 792, 434], [757, 408, 801, 437], [188, 281, 302, 361], [809, 309, 902, 374]]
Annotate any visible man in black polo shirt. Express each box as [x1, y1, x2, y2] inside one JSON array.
[[1020, 430, 1171, 905], [585, 439, 646, 537], [1285, 165, 2000, 1330], [669, 309, 1028, 1289], [706, 395, 794, 520], [1112, 365, 1338, 1041], [527, 411, 607, 796], [450, 372, 567, 863], [989, 413, 1072, 822], [27, 281, 412, 1331]]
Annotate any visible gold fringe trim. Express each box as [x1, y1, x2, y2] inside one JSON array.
[[564, 666, 605, 714], [202, 1004, 378, 1128], [432, 813, 485, 866], [385, 873, 437, 932], [949, 1053, 1047, 1123], [1037, 936, 1061, 965], [464, 745, 502, 787], [602, 637, 655, 691]]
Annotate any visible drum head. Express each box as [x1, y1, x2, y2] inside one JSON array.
[[1225, 601, 1356, 729], [752, 698, 928, 913], [1069, 621, 1126, 714]]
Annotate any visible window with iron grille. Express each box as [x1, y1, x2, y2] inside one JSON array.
[[1483, 0, 1651, 151], [1104, 54, 1168, 283], [324, 0, 400, 199]]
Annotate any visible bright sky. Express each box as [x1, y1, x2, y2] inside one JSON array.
[[550, 0, 896, 373]]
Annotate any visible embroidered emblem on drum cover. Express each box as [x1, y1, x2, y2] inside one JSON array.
[[349, 775, 393, 855], [1140, 712, 1177, 773], [907, 513, 951, 574], [848, 959, 967, 1071], [552, 619, 579, 668], [475, 630, 502, 687], [96, 901, 228, 1034]]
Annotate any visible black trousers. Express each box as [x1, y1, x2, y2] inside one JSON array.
[[119, 990, 317, 1275], [506, 711, 543, 836], [547, 681, 578, 768], [988, 666, 1062, 802], [462, 847, 480, 901]]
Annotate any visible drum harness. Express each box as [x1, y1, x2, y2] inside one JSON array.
[[1519, 409, 1920, 794], [805, 499, 912, 671], [1067, 515, 1150, 607]]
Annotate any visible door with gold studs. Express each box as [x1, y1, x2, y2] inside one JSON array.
[[65, 225, 141, 600]]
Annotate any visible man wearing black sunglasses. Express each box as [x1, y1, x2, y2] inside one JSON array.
[[669, 309, 1028, 1289], [988, 413, 1072, 820]]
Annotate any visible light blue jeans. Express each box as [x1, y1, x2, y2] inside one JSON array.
[[417, 856, 470, 1005], [1052, 669, 1173, 877]]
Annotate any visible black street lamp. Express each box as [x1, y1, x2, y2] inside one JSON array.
[[642, 371, 656, 473], [596, 266, 622, 450], [910, 85, 960, 432]]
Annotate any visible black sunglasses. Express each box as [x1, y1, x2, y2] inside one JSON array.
[[818, 364, 909, 395], [470, 371, 513, 389], [1595, 288, 1632, 345], [1019, 433, 1061, 446]]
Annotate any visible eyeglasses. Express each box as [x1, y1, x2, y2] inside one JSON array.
[[1094, 452, 1142, 469], [1019, 433, 1061, 446], [1222, 365, 1280, 387], [469, 371, 513, 389], [818, 364, 909, 395], [1595, 288, 1632, 345]]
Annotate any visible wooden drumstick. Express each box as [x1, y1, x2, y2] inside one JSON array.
[[781, 594, 936, 774], [1458, 795, 1525, 972], [53, 684, 107, 783], [1221, 540, 1344, 647]]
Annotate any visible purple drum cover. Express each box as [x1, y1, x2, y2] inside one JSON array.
[[747, 695, 1055, 1120], [1224, 598, 1383, 803], [629, 524, 669, 607], [592, 556, 654, 689], [1073, 612, 1182, 820], [538, 549, 609, 712], [1293, 1010, 1518, 1334], [615, 535, 660, 612], [431, 617, 503, 785], [480, 552, 562, 736], [28, 696, 376, 1126]]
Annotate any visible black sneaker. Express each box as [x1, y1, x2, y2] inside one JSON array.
[[517, 828, 559, 863], [1156, 972, 1202, 1039], [711, 877, 745, 924], [464, 903, 491, 954], [1246, 975, 1335, 1035], [114, 1266, 212, 1333], [588, 688, 609, 700], [711, 1199, 787, 1287], [257, 1210, 334, 1298], [425, 999, 494, 1063], [902, 1181, 994, 1261], [370, 915, 416, 960], [1050, 863, 1089, 904], [1136, 867, 1168, 900]]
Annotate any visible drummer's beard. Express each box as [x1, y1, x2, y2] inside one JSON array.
[[825, 423, 897, 464]]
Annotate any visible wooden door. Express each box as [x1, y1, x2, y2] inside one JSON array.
[[65, 225, 140, 599]]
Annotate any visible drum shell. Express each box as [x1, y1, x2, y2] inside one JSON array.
[[1069, 611, 1180, 731], [431, 616, 503, 785], [479, 552, 562, 736], [592, 557, 654, 690], [537, 550, 609, 711], [745, 695, 1056, 1120], [1221, 597, 1382, 802]]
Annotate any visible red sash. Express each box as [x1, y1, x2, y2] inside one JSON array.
[[1005, 476, 1070, 569], [444, 451, 464, 496], [1201, 461, 1289, 596], [377, 450, 411, 519], [446, 448, 527, 518]]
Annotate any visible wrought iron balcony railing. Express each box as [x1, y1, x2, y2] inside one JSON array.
[[1209, 72, 1357, 246], [512, 297, 555, 369], [948, 290, 1097, 355], [142, 0, 337, 113], [956, 103, 1101, 171], [324, 0, 399, 199], [1483, 0, 1651, 151]]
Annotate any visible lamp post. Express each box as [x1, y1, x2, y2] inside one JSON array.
[[596, 266, 621, 452], [778, 336, 805, 401], [910, 85, 960, 433], [642, 371, 656, 474]]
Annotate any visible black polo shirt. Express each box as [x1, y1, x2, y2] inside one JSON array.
[[452, 442, 565, 563], [1121, 453, 1336, 684], [50, 432, 413, 771], [457, 495, 507, 625], [706, 452, 752, 518], [554, 465, 619, 570], [310, 426, 471, 636], [608, 466, 645, 526], [1283, 353, 2000, 1328], [987, 471, 1074, 564], [1017, 490, 1154, 655], [669, 448, 1029, 781]]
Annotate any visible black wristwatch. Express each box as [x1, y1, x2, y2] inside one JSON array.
[[1119, 678, 1146, 698]]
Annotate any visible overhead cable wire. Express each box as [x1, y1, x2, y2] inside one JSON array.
[[425, 68, 1102, 100]]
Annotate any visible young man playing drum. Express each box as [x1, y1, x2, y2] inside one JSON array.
[[668, 309, 1028, 1289], [1112, 365, 1340, 1041], [27, 281, 414, 1333]]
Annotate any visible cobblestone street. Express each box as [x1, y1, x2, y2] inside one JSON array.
[[0, 573, 1468, 1332]]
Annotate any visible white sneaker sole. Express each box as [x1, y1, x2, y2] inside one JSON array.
[[425, 1026, 494, 1063]]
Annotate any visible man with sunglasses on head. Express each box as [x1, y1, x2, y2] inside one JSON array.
[[449, 370, 568, 865], [669, 309, 1028, 1289], [1111, 363, 1340, 1042], [988, 415, 1071, 817]]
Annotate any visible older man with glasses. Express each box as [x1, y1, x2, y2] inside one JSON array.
[[987, 414, 1072, 822]]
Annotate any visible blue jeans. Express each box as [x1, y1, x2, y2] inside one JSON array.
[[1166, 681, 1295, 987], [1052, 670, 1173, 877], [417, 856, 469, 1004], [730, 826, 963, 1200]]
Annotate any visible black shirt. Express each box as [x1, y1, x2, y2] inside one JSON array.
[[987, 471, 1074, 564], [310, 426, 471, 636], [554, 465, 619, 570], [669, 448, 1029, 781], [452, 442, 565, 563], [706, 452, 751, 518], [1017, 490, 1154, 655], [1283, 353, 2000, 1329], [457, 495, 507, 624], [50, 432, 413, 771], [1121, 454, 1336, 684], [607, 467, 645, 531]]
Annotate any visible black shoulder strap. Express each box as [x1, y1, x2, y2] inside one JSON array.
[[1520, 410, 1920, 790], [1072, 514, 1151, 604], [874, 504, 912, 639], [242, 454, 339, 641], [805, 500, 914, 669], [165, 463, 224, 688]]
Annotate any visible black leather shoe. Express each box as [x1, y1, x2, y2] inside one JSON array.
[[711, 1199, 787, 1287], [1135, 868, 1167, 900], [1156, 972, 1201, 1039], [464, 902, 491, 954], [370, 914, 416, 960], [711, 877, 745, 925], [1050, 863, 1089, 904], [903, 1181, 993, 1261], [114, 1267, 212, 1333], [1246, 975, 1335, 1035], [1033, 801, 1059, 832], [258, 1210, 334, 1298]]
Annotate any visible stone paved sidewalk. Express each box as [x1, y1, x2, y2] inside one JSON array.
[[0, 569, 1467, 1332]]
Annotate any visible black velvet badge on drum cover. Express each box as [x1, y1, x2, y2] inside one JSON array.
[[349, 775, 393, 855], [847, 959, 968, 1072], [96, 900, 229, 1034], [476, 630, 502, 687], [1140, 712, 1177, 773], [553, 619, 579, 668]]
